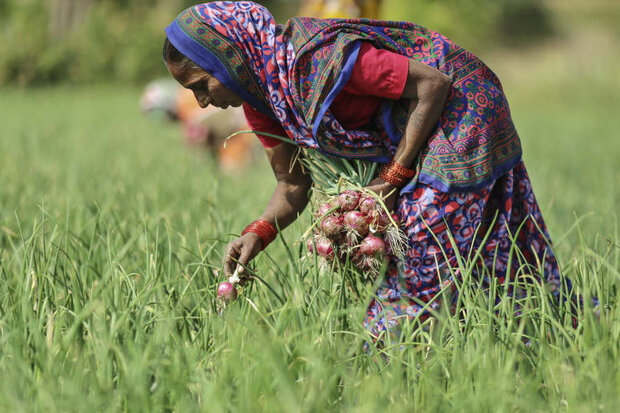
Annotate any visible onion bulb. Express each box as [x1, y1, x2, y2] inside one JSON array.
[[338, 190, 361, 211], [217, 282, 238, 301], [315, 237, 335, 260], [320, 215, 344, 238], [358, 195, 377, 216], [359, 235, 386, 256], [315, 202, 333, 218], [343, 210, 369, 236]]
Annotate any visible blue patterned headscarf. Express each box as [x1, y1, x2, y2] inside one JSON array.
[[166, 2, 281, 120], [166, 2, 522, 192]]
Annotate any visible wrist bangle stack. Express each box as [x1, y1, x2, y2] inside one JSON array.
[[379, 160, 416, 188], [241, 219, 278, 250]]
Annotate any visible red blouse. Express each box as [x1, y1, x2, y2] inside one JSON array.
[[243, 42, 409, 148]]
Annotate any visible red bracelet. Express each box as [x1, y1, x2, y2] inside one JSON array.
[[386, 160, 415, 178], [379, 160, 415, 188], [379, 168, 408, 187], [241, 219, 278, 250]]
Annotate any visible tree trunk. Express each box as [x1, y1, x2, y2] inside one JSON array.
[[49, 0, 94, 38]]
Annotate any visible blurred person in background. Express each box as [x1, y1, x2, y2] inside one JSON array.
[[300, 0, 381, 18], [140, 78, 257, 173], [139, 78, 180, 122], [162, 1, 569, 343]]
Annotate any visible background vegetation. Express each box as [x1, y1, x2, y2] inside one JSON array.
[[1, 0, 619, 411], [1, 0, 553, 85]]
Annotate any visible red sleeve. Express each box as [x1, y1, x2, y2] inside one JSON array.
[[242, 103, 285, 148], [342, 42, 409, 100]]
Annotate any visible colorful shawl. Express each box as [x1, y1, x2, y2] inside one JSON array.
[[165, 1, 522, 192]]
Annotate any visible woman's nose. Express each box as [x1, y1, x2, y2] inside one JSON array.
[[193, 91, 209, 108]]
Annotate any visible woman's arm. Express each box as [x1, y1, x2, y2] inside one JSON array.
[[223, 142, 312, 276], [393, 59, 451, 168], [366, 59, 451, 208]]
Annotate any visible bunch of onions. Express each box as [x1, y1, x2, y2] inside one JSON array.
[[306, 189, 408, 275]]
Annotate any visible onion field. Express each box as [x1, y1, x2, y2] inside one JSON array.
[[1, 31, 619, 412]]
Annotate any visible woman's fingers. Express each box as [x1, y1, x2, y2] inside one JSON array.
[[236, 234, 261, 274], [364, 179, 398, 212], [223, 239, 242, 276], [384, 193, 397, 212], [223, 234, 262, 276]]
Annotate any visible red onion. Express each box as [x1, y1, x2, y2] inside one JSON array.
[[360, 235, 386, 256], [343, 210, 369, 236], [338, 190, 361, 211], [315, 202, 333, 218], [306, 237, 315, 254], [315, 237, 335, 260], [321, 215, 343, 238], [358, 195, 377, 216], [217, 282, 238, 301], [369, 210, 391, 232], [390, 213, 400, 224]]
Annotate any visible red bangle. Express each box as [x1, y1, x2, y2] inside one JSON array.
[[379, 160, 415, 188], [387, 160, 415, 178], [379, 168, 408, 187], [241, 219, 277, 250]]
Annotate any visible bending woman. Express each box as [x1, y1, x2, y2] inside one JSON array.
[[163, 2, 564, 339]]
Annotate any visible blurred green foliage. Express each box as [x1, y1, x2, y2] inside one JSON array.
[[0, 0, 193, 85], [0, 0, 553, 86], [381, 0, 554, 54]]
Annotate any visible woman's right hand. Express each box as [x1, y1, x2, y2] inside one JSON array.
[[223, 232, 263, 277]]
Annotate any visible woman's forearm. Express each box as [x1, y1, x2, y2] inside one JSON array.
[[365, 60, 450, 210], [259, 178, 311, 230], [259, 142, 312, 231], [394, 60, 451, 168]]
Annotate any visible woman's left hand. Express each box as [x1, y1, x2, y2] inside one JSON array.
[[364, 178, 398, 212]]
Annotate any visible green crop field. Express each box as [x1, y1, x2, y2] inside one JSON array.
[[1, 29, 619, 412]]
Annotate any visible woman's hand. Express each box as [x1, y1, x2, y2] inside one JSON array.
[[223, 232, 263, 279], [364, 178, 398, 212]]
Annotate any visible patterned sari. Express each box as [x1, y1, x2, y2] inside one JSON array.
[[166, 1, 564, 340]]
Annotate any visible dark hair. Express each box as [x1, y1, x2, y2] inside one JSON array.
[[162, 37, 200, 72]]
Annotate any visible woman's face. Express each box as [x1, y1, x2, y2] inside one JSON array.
[[167, 61, 244, 110]]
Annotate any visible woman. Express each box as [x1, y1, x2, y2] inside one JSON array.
[[163, 2, 564, 339]]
